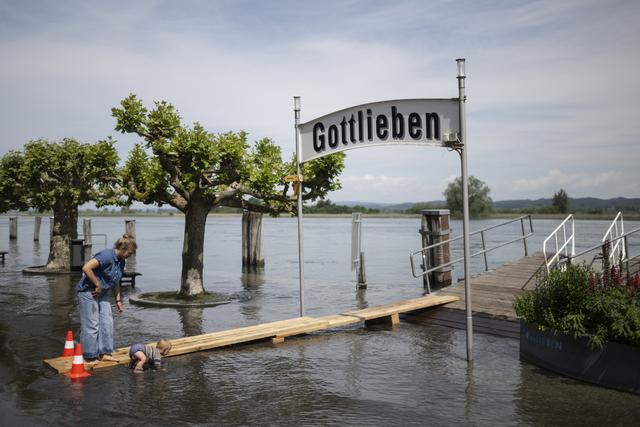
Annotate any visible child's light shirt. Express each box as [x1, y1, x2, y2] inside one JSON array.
[[129, 343, 163, 368]]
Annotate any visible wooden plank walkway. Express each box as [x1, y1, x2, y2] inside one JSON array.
[[439, 252, 545, 319], [44, 294, 458, 374], [405, 252, 546, 338]]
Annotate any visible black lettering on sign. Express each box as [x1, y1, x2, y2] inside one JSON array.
[[408, 113, 421, 139], [366, 109, 373, 141], [308, 104, 447, 159], [376, 114, 388, 140], [348, 114, 356, 143], [340, 117, 348, 145], [313, 122, 325, 153], [328, 125, 339, 148], [391, 106, 404, 139], [424, 112, 440, 139]]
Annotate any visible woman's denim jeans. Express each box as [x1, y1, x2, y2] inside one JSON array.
[[78, 290, 114, 358]]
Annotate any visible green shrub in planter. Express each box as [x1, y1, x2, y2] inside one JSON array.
[[514, 264, 640, 349]]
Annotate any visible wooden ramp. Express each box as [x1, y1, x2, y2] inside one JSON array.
[[44, 294, 458, 374], [406, 252, 546, 338], [438, 252, 545, 319]]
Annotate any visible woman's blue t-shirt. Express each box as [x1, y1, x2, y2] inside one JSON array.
[[75, 248, 125, 293]]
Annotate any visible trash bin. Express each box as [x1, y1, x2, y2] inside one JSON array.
[[70, 239, 85, 271]]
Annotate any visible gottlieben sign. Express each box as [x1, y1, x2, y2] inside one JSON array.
[[298, 99, 460, 163]]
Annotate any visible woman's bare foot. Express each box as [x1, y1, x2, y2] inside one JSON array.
[[99, 354, 118, 362]]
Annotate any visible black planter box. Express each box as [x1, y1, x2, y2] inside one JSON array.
[[520, 322, 640, 394]]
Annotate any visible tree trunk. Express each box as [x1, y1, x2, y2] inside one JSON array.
[[46, 199, 78, 271], [180, 201, 209, 296]]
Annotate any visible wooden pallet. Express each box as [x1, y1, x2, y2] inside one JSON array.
[[43, 294, 458, 374]]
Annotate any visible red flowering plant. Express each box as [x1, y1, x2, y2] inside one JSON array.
[[514, 243, 640, 349]]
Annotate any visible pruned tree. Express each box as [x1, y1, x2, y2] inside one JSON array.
[[113, 94, 344, 296], [0, 138, 121, 270], [444, 175, 492, 217], [0, 150, 29, 213]]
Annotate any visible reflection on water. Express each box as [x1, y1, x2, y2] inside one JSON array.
[[1, 216, 640, 425], [178, 307, 204, 337], [354, 288, 368, 311]]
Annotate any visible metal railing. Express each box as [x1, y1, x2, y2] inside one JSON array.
[[548, 226, 640, 277], [409, 215, 534, 290], [602, 211, 625, 264], [543, 214, 575, 273]]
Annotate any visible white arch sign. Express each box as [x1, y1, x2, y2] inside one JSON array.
[[298, 98, 460, 163]]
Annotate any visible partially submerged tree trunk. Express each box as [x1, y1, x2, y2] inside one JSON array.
[[46, 199, 78, 271], [180, 200, 209, 296]]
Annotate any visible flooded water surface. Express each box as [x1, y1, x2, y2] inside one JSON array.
[[1, 215, 639, 426]]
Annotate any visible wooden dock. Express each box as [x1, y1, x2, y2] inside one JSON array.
[[44, 294, 458, 374], [406, 252, 546, 338]]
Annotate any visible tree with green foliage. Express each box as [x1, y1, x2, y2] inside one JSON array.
[[113, 94, 345, 296], [0, 138, 121, 270], [303, 199, 379, 214], [443, 175, 492, 217], [0, 151, 29, 213], [552, 188, 569, 214], [404, 202, 445, 215]]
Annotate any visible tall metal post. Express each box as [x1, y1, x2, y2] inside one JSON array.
[[294, 96, 305, 317], [457, 58, 473, 363]]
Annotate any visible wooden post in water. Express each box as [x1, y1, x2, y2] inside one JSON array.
[[125, 219, 136, 239], [420, 209, 452, 290], [242, 211, 264, 270], [124, 219, 136, 266], [33, 216, 41, 241], [9, 217, 17, 240], [357, 251, 367, 288], [83, 218, 92, 260]]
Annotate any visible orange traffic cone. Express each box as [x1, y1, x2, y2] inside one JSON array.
[[65, 343, 91, 379], [62, 330, 75, 357]]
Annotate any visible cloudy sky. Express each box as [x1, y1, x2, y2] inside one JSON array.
[[1, 0, 639, 204]]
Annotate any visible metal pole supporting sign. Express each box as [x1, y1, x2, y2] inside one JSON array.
[[291, 60, 473, 353], [457, 58, 474, 363], [294, 96, 305, 317]]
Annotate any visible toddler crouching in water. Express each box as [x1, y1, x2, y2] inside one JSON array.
[[129, 339, 172, 373]]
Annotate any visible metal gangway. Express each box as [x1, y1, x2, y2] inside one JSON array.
[[410, 215, 534, 292], [543, 211, 640, 278]]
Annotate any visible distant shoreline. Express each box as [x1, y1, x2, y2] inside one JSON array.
[[3, 212, 640, 221]]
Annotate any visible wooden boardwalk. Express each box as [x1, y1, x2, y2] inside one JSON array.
[[44, 294, 458, 374], [407, 252, 546, 339]]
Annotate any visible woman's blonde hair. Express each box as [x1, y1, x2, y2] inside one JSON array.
[[114, 234, 137, 253]]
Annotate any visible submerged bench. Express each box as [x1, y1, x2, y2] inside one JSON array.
[[120, 271, 142, 288], [43, 294, 459, 374]]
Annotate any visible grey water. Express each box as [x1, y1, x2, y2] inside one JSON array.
[[1, 215, 639, 426]]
